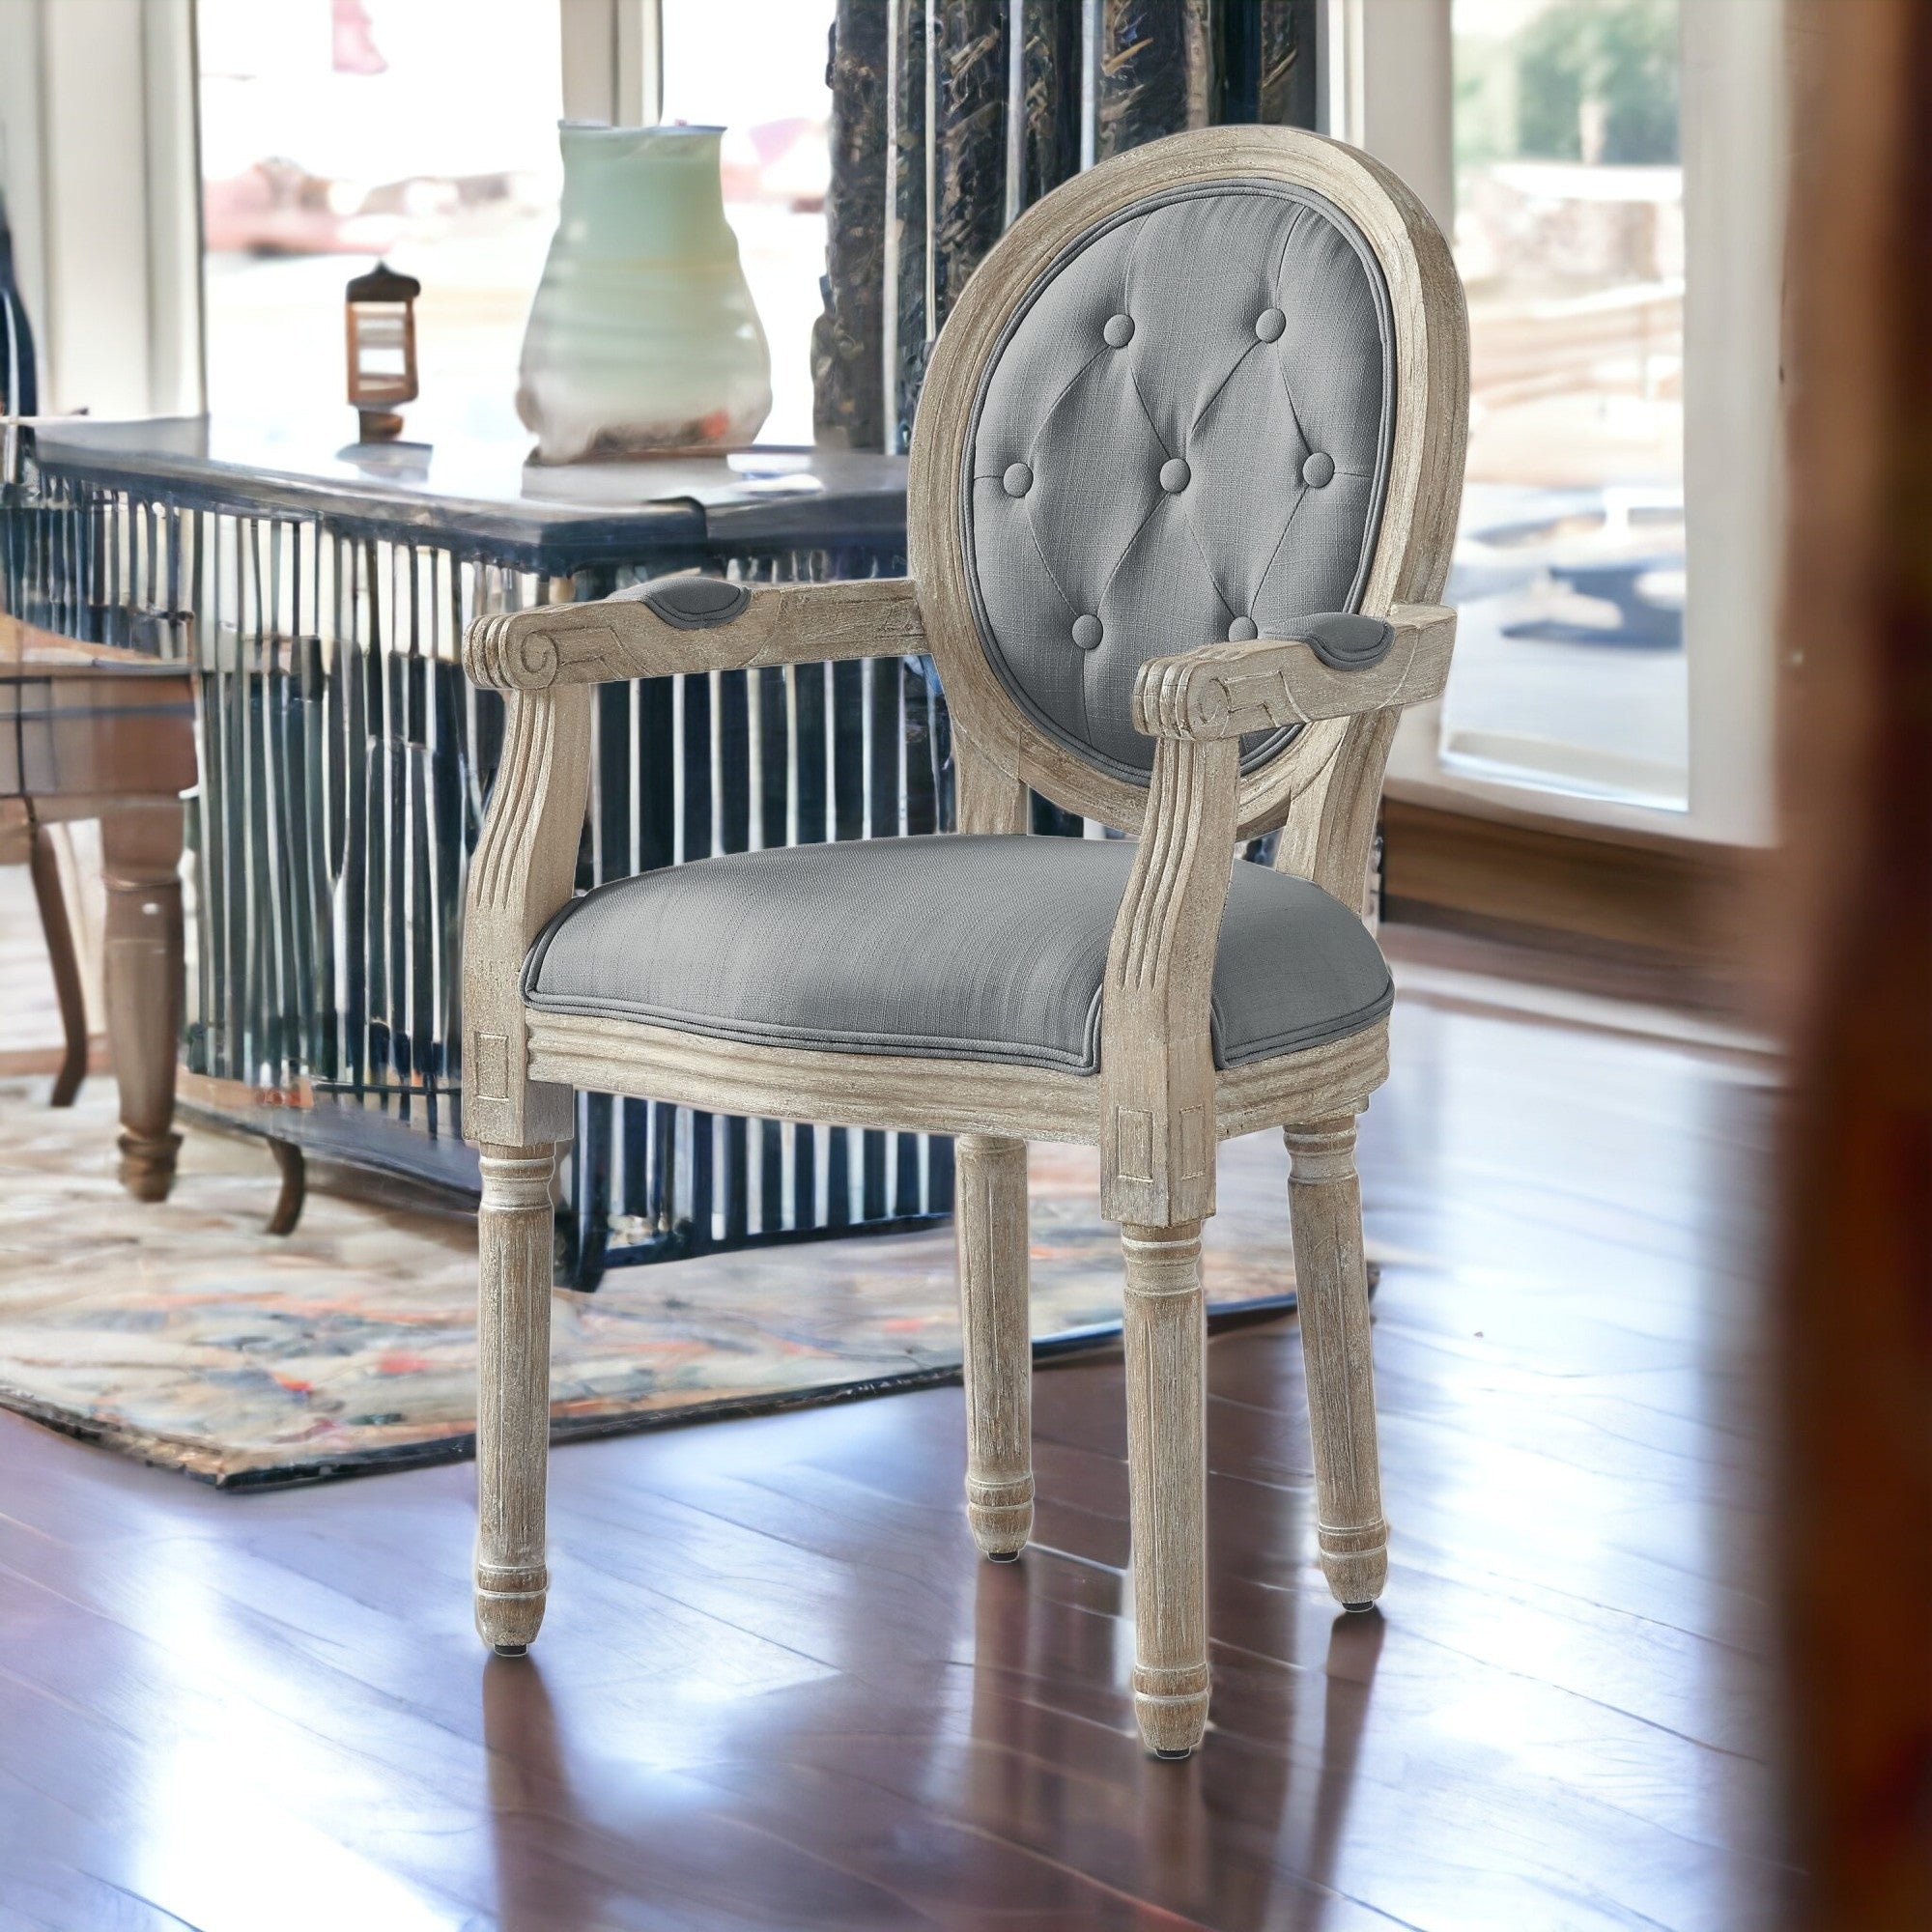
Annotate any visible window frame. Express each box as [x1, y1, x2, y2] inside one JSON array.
[[1334, 0, 1785, 850]]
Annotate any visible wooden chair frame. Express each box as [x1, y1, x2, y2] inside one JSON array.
[[460, 126, 1467, 1758]]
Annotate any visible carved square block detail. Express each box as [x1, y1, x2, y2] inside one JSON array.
[[1179, 1105, 1208, 1179], [473, 1031, 511, 1102], [1115, 1107, 1154, 1181]]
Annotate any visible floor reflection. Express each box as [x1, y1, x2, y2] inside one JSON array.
[[1293, 1607, 1387, 1930], [951, 1350, 1391, 1932], [481, 1654, 605, 1932]]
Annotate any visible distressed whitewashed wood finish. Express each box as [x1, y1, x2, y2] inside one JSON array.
[[1121, 1221, 1210, 1756], [954, 1135, 1034, 1557], [474, 1143, 558, 1654], [1291, 707, 1407, 918], [460, 125, 1465, 1757], [521, 1009, 1390, 1146], [464, 577, 923, 692], [1097, 733, 1240, 1229], [1284, 1118, 1388, 1608], [1135, 605, 1455, 741], [952, 732, 1030, 835], [1130, 600, 1453, 919], [462, 685, 591, 1150]]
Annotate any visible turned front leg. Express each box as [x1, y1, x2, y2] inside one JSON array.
[[1122, 1221, 1210, 1757], [954, 1133, 1033, 1557], [476, 1144, 558, 1654], [99, 804, 185, 1201], [1285, 1118, 1387, 1610]]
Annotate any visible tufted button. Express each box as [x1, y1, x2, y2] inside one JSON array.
[[1102, 313, 1135, 349], [1227, 616, 1259, 641], [1002, 462, 1033, 497], [1158, 457, 1191, 494], [1071, 614, 1104, 650], [1302, 451, 1336, 488], [1255, 307, 1286, 342]]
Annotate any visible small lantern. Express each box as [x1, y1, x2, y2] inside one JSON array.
[[344, 261, 420, 441]]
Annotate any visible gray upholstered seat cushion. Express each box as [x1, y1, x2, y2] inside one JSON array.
[[522, 835, 1392, 1075], [965, 182, 1394, 781]]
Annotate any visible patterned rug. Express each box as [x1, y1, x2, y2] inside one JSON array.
[[0, 1072, 1314, 1488]]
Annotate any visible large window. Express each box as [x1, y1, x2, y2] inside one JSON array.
[[660, 1, 833, 446], [198, 0, 566, 451], [197, 0, 834, 454], [1443, 0, 1686, 809]]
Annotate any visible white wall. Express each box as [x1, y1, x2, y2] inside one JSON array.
[[0, 0, 204, 420]]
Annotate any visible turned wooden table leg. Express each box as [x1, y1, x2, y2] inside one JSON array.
[[476, 1143, 558, 1656], [1285, 1118, 1388, 1611], [955, 1133, 1034, 1558], [99, 803, 184, 1202], [1122, 1220, 1210, 1757], [27, 820, 89, 1108]]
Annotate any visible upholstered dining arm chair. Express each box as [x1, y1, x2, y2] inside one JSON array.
[[460, 125, 1466, 1759]]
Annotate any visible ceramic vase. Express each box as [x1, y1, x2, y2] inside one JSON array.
[[518, 124, 772, 464]]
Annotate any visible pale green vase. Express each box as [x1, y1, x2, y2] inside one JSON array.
[[518, 124, 772, 464]]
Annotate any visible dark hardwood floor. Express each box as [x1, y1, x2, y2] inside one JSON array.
[[0, 984, 1789, 1931]]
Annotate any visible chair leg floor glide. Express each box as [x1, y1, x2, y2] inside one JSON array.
[[1121, 1220, 1212, 1758], [954, 1133, 1035, 1559], [1284, 1117, 1389, 1612], [475, 1143, 558, 1656]]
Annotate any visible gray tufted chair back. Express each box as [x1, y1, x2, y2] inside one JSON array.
[[966, 184, 1392, 781], [910, 128, 1465, 836]]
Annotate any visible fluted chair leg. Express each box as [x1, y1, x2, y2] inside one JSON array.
[[475, 1143, 558, 1655], [1122, 1221, 1210, 1757], [955, 1133, 1034, 1558], [1284, 1118, 1388, 1611]]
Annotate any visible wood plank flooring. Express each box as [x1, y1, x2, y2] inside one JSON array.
[[0, 980, 1790, 1931]]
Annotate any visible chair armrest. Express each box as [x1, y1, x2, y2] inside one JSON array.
[[1133, 603, 1455, 740], [1096, 605, 1453, 1221], [464, 574, 924, 692]]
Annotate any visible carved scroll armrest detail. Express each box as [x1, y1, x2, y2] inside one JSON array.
[[1132, 604, 1456, 740], [463, 576, 925, 691]]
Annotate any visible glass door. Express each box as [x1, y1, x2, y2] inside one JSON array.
[[1443, 0, 1686, 810]]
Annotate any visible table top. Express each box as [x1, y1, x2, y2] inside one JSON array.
[[1, 614, 197, 806], [0, 612, 187, 675], [25, 418, 911, 572]]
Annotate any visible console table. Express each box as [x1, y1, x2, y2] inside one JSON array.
[[2, 419, 942, 1285]]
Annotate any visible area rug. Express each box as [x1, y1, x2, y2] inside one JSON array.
[[0, 1072, 1317, 1489]]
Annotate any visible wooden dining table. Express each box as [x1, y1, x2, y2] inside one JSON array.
[[1, 611, 196, 1202]]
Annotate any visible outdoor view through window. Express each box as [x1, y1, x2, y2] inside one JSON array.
[[1446, 0, 1686, 808], [198, 0, 1679, 807], [198, 0, 833, 454]]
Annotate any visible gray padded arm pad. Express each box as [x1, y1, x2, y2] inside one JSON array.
[[610, 575, 753, 629], [1282, 611, 1395, 671]]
